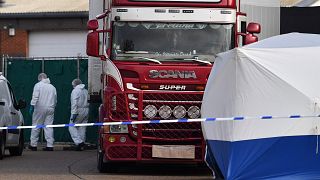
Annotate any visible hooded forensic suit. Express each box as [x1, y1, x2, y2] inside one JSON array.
[[30, 78, 57, 148], [69, 84, 89, 145]]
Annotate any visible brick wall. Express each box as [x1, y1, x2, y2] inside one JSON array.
[[0, 29, 28, 57]]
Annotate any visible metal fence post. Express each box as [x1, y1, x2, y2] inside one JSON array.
[[41, 58, 45, 73], [4, 55, 8, 77], [77, 56, 80, 79], [1, 55, 4, 74]]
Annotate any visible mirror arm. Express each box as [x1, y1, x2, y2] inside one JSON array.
[[237, 32, 246, 37], [96, 10, 111, 19], [96, 29, 111, 33]]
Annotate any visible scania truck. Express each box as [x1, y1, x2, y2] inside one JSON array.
[[87, 0, 280, 173]]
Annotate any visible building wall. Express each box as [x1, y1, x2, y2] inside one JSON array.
[[28, 31, 87, 57], [241, 0, 281, 40], [0, 16, 88, 57], [0, 29, 28, 57], [281, 7, 320, 34]]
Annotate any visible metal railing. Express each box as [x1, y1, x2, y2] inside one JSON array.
[[1, 56, 88, 78]]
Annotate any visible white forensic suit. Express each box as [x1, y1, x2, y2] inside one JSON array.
[[30, 78, 57, 147], [69, 84, 89, 145]]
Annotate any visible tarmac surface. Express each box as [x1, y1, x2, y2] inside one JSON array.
[[0, 148, 212, 180]]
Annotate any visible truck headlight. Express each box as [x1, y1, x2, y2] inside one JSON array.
[[132, 130, 138, 136], [173, 105, 186, 119], [129, 103, 138, 110], [128, 94, 138, 100], [144, 105, 157, 119], [130, 113, 138, 118], [188, 106, 200, 119], [159, 105, 172, 119], [109, 125, 129, 133]]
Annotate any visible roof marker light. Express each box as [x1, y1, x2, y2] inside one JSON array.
[[221, 10, 232, 14], [182, 10, 194, 13], [117, 9, 128, 12], [169, 9, 180, 13], [155, 9, 166, 13]]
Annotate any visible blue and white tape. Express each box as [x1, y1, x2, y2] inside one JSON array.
[[1, 114, 320, 130]]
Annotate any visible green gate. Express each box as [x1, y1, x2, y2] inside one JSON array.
[[4, 57, 98, 144]]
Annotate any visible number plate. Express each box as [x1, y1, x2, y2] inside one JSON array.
[[152, 145, 195, 159]]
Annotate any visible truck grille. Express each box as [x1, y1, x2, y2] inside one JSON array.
[[141, 92, 203, 142], [142, 123, 202, 141], [107, 91, 204, 142]]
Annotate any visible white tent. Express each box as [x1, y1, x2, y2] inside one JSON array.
[[295, 0, 320, 6], [281, 0, 320, 7], [201, 33, 320, 179]]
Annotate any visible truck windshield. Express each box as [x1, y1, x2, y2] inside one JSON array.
[[111, 22, 235, 62]]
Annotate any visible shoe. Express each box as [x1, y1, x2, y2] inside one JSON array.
[[42, 147, 54, 151], [28, 145, 37, 151], [76, 142, 85, 151]]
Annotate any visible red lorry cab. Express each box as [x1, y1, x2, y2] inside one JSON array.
[[87, 0, 260, 172]]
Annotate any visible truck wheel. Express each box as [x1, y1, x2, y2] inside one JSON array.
[[9, 130, 24, 156], [0, 132, 5, 160], [97, 150, 108, 173], [97, 149, 117, 173]]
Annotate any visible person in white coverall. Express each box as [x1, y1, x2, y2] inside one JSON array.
[[29, 73, 57, 151], [69, 79, 89, 151]]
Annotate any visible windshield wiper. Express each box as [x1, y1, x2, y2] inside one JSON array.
[[137, 57, 162, 64], [116, 53, 161, 64], [184, 57, 212, 65], [124, 51, 149, 54]]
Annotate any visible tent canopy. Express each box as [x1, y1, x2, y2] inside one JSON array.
[[201, 33, 320, 179], [202, 33, 320, 125]]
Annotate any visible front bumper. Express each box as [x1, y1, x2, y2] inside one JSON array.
[[101, 90, 205, 162]]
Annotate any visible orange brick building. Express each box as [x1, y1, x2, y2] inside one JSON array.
[[0, 0, 89, 58], [0, 29, 28, 57]]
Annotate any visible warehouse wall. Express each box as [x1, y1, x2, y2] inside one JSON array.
[[281, 7, 320, 34]]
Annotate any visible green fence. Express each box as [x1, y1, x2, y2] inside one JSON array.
[[4, 57, 98, 144]]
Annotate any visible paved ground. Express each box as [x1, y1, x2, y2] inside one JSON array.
[[0, 149, 212, 180]]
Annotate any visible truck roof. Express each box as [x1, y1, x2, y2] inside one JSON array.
[[0, 0, 88, 14], [112, 0, 236, 8]]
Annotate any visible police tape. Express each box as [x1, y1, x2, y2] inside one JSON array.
[[1, 114, 320, 130]]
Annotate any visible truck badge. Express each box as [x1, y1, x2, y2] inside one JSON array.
[[149, 70, 197, 79], [159, 85, 186, 91]]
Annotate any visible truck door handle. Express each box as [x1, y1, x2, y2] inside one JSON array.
[[10, 112, 17, 115]]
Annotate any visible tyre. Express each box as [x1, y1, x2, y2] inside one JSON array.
[[9, 130, 24, 156], [97, 149, 108, 173], [97, 147, 117, 173], [0, 131, 6, 160]]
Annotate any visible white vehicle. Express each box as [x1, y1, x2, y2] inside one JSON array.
[[0, 73, 26, 159]]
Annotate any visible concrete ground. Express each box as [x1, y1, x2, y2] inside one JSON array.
[[0, 148, 212, 180]]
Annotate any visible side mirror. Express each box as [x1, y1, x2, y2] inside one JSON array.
[[87, 19, 99, 31], [17, 99, 26, 109], [246, 23, 261, 34], [245, 34, 259, 45], [87, 31, 100, 57], [243, 22, 261, 45]]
